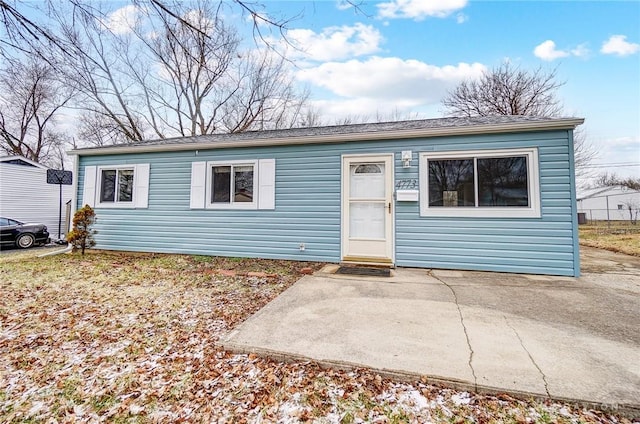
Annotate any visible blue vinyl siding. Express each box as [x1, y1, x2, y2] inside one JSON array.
[[77, 129, 579, 276]]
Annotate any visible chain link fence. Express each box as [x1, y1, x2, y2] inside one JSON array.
[[577, 210, 639, 234]]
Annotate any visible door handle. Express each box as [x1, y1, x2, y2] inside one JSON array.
[[387, 202, 391, 214]]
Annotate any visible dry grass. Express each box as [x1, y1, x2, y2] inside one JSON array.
[[579, 222, 640, 256], [0, 250, 631, 423]]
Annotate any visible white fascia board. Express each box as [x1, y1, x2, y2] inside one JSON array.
[[69, 118, 585, 157]]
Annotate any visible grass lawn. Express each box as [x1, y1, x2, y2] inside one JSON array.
[[0, 250, 631, 423], [579, 222, 640, 257]]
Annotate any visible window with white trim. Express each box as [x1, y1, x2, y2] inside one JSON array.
[[419, 148, 540, 218], [100, 168, 134, 203], [82, 164, 150, 209], [189, 159, 275, 210], [210, 162, 256, 207]]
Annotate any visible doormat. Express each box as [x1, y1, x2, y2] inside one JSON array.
[[336, 266, 391, 277]]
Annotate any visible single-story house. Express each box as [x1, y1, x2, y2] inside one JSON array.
[[0, 156, 73, 239], [577, 185, 640, 222], [69, 116, 584, 276]]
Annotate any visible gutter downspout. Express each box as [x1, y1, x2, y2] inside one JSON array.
[[70, 153, 79, 232], [38, 243, 73, 257]]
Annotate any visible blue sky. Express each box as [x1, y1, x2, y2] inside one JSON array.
[[242, 0, 639, 180], [14, 0, 640, 179]]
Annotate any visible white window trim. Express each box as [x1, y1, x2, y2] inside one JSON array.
[[96, 165, 138, 209], [205, 160, 258, 210], [419, 148, 541, 218]]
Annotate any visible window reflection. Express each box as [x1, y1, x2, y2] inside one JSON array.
[[118, 169, 134, 202], [100, 170, 116, 203], [211, 165, 254, 204], [212, 166, 231, 203], [428, 159, 475, 206], [478, 157, 528, 207], [234, 166, 254, 202], [427, 155, 529, 208]]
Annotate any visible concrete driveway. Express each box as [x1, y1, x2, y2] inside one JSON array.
[[222, 246, 640, 416]]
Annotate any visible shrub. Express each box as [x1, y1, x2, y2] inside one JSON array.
[[67, 204, 97, 255]]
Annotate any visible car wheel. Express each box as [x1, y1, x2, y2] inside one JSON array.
[[16, 234, 35, 249]]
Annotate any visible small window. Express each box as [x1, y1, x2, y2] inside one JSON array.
[[420, 148, 540, 218], [211, 165, 254, 204], [100, 168, 134, 203], [207, 161, 257, 209], [84, 164, 149, 209], [354, 164, 382, 174], [618, 204, 624, 210]]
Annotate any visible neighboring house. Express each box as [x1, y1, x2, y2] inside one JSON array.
[[0, 156, 73, 240], [69, 116, 584, 276], [577, 185, 640, 222]]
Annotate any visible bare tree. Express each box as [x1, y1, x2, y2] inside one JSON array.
[[0, 58, 72, 166], [596, 173, 640, 191], [595, 173, 640, 224], [443, 62, 563, 117], [619, 200, 639, 224], [442, 62, 596, 177], [333, 109, 420, 126], [40, 0, 310, 146], [572, 128, 597, 183], [49, 4, 148, 145], [140, 2, 308, 135]]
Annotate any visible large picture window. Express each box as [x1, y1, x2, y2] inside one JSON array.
[[420, 148, 540, 218]]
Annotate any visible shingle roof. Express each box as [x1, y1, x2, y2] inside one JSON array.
[[70, 115, 584, 155]]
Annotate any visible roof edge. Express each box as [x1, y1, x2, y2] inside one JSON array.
[[0, 155, 49, 169], [69, 118, 585, 156]]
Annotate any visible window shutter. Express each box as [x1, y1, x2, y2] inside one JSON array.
[[134, 163, 150, 208], [82, 166, 97, 207], [258, 159, 276, 210], [190, 161, 207, 209]]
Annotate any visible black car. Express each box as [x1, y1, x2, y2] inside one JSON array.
[[0, 217, 50, 249]]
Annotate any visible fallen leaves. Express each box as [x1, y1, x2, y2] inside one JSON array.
[[0, 251, 634, 423]]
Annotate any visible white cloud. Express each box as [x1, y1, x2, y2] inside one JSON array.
[[309, 98, 419, 121], [533, 40, 569, 61], [296, 56, 486, 107], [286, 23, 383, 62], [377, 0, 467, 20], [601, 35, 640, 57], [456, 13, 468, 24], [571, 43, 590, 58], [101, 5, 141, 35], [336, 0, 354, 11], [533, 40, 590, 61]]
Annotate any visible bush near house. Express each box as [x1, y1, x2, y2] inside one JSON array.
[[66, 204, 97, 255]]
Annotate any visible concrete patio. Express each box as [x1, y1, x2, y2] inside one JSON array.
[[221, 247, 640, 417]]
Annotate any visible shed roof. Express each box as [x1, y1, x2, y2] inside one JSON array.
[[577, 185, 640, 200], [70, 115, 584, 156], [0, 155, 48, 169]]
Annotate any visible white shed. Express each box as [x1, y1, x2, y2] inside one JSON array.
[[0, 156, 74, 240], [577, 185, 640, 222]]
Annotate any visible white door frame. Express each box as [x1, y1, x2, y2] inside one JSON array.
[[340, 153, 395, 265]]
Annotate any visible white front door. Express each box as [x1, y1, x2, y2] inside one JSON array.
[[341, 154, 394, 265]]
